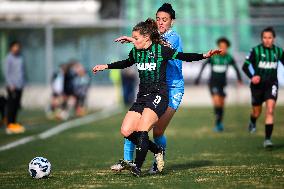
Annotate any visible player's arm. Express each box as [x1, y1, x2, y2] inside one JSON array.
[[242, 49, 255, 79], [4, 57, 15, 91], [194, 59, 209, 85], [93, 50, 135, 74], [162, 46, 221, 62], [242, 49, 260, 84], [174, 49, 221, 62], [114, 36, 135, 44], [230, 58, 242, 83]]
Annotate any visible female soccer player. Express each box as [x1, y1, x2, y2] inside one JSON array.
[[111, 3, 186, 174], [93, 18, 220, 177], [242, 27, 284, 148], [195, 37, 242, 132]]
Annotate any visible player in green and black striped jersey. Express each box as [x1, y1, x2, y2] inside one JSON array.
[[93, 18, 221, 177], [242, 27, 284, 148], [195, 37, 242, 132]]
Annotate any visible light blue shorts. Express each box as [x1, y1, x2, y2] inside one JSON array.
[[168, 87, 184, 110]]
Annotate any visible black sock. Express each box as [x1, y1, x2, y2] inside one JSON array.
[[125, 131, 139, 145], [214, 106, 223, 125], [250, 115, 257, 125], [135, 131, 149, 169], [148, 140, 160, 154], [265, 124, 273, 140], [126, 132, 159, 154]]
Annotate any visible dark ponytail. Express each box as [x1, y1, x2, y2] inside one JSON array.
[[132, 18, 163, 44], [157, 3, 175, 19]]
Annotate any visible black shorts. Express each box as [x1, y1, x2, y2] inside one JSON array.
[[129, 92, 168, 118], [250, 81, 278, 106], [209, 83, 226, 97]]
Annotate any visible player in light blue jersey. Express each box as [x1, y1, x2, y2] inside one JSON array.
[[111, 3, 185, 174]]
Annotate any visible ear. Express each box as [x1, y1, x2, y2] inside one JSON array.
[[144, 34, 151, 42], [170, 20, 175, 28]]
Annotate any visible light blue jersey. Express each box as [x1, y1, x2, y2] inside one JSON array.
[[162, 30, 184, 88], [162, 30, 184, 110]]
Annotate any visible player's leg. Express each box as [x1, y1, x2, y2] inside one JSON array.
[[149, 89, 183, 173], [263, 99, 276, 148], [249, 105, 262, 133], [209, 84, 225, 132], [212, 93, 225, 132], [153, 90, 183, 150], [248, 85, 263, 133], [131, 108, 162, 176], [148, 107, 175, 174], [263, 82, 278, 147], [111, 110, 140, 171]]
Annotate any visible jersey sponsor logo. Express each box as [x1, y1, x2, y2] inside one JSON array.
[[212, 65, 227, 73], [137, 62, 156, 71], [258, 61, 277, 69]]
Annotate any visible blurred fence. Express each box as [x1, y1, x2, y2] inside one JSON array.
[[0, 0, 284, 86]]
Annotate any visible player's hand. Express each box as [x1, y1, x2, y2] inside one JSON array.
[[92, 64, 108, 74], [251, 75, 261, 84], [203, 49, 222, 58], [114, 36, 135, 44]]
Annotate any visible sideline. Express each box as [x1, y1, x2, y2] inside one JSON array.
[[0, 106, 121, 152]]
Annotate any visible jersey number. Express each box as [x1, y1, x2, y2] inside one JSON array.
[[153, 95, 161, 108]]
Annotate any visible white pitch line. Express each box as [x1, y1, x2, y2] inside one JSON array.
[[0, 106, 121, 152]]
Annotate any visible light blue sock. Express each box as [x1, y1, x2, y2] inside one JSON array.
[[154, 135, 167, 150], [123, 138, 135, 161]]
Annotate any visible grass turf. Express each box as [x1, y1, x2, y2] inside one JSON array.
[[0, 106, 283, 189]]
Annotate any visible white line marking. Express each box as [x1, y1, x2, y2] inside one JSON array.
[[0, 106, 121, 152]]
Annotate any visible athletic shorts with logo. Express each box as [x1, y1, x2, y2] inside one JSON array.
[[250, 81, 278, 106], [168, 86, 184, 110], [129, 91, 169, 118]]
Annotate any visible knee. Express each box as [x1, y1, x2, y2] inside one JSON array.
[[252, 109, 261, 118], [120, 127, 132, 137], [153, 126, 164, 138], [266, 107, 274, 116]]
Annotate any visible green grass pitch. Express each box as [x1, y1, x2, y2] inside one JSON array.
[[0, 106, 283, 188]]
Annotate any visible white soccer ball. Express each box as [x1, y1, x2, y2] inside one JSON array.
[[28, 157, 51, 179]]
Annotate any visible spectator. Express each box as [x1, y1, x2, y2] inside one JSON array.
[[3, 41, 25, 134]]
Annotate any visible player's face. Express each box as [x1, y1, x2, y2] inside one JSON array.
[[132, 31, 150, 49], [218, 42, 228, 55], [11, 44, 21, 55], [262, 32, 274, 48], [156, 11, 173, 34]]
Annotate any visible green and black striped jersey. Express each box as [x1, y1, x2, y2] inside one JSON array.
[[107, 43, 205, 93], [196, 54, 242, 86], [243, 44, 284, 82]]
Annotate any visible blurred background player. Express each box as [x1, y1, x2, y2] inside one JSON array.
[[3, 41, 25, 134], [242, 27, 284, 148], [72, 63, 90, 117], [195, 37, 242, 132], [111, 3, 185, 174], [121, 66, 137, 106], [47, 61, 90, 120], [46, 64, 65, 120]]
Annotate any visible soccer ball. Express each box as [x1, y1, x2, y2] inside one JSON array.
[[28, 157, 51, 179]]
